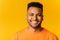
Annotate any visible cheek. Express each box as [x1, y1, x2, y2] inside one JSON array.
[[37, 17, 42, 21], [28, 16, 31, 20]]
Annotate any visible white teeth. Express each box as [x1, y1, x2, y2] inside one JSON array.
[[32, 21, 37, 23]]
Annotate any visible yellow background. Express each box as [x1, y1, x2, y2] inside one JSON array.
[[0, 0, 60, 40]]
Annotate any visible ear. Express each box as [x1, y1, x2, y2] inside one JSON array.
[[42, 15, 43, 21]]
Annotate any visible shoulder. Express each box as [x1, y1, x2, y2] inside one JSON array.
[[44, 29, 58, 40], [15, 28, 27, 36], [12, 28, 26, 40]]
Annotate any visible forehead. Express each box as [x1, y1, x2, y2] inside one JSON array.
[[27, 7, 42, 14]]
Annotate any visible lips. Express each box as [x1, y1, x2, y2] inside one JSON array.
[[30, 20, 38, 25], [32, 21, 37, 23], [29, 20, 40, 27]]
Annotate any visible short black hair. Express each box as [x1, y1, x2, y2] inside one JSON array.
[[27, 2, 43, 11]]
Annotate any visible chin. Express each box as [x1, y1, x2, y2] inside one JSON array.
[[30, 24, 40, 28], [28, 21, 41, 28], [31, 26, 37, 28]]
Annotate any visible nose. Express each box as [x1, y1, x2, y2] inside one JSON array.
[[33, 15, 37, 20]]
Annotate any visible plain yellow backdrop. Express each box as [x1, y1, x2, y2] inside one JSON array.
[[0, 0, 60, 40]]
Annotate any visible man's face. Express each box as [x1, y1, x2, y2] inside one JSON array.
[[27, 7, 43, 28]]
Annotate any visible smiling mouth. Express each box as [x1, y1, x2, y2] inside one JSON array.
[[31, 20, 38, 24]]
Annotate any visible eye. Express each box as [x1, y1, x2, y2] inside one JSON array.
[[37, 13, 41, 16], [29, 13, 34, 16]]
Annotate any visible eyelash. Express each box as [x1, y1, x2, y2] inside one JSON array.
[[38, 14, 41, 16]]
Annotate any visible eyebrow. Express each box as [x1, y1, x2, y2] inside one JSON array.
[[37, 12, 42, 14]]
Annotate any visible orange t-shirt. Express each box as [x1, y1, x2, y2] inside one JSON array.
[[12, 28, 58, 40]]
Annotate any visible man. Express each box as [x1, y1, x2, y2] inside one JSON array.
[[12, 2, 58, 40]]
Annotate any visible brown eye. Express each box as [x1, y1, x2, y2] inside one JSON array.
[[29, 13, 34, 16], [37, 13, 41, 16]]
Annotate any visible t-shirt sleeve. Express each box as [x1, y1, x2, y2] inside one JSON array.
[[48, 34, 58, 40], [53, 36, 58, 40], [46, 31, 58, 40]]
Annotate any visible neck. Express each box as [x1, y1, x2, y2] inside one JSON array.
[[28, 26, 42, 32]]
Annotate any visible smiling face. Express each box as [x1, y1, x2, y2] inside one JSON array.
[[27, 7, 43, 28]]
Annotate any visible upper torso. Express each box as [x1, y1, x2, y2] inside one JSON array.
[[12, 28, 58, 40]]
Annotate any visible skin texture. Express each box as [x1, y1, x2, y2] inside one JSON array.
[[27, 7, 43, 32]]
